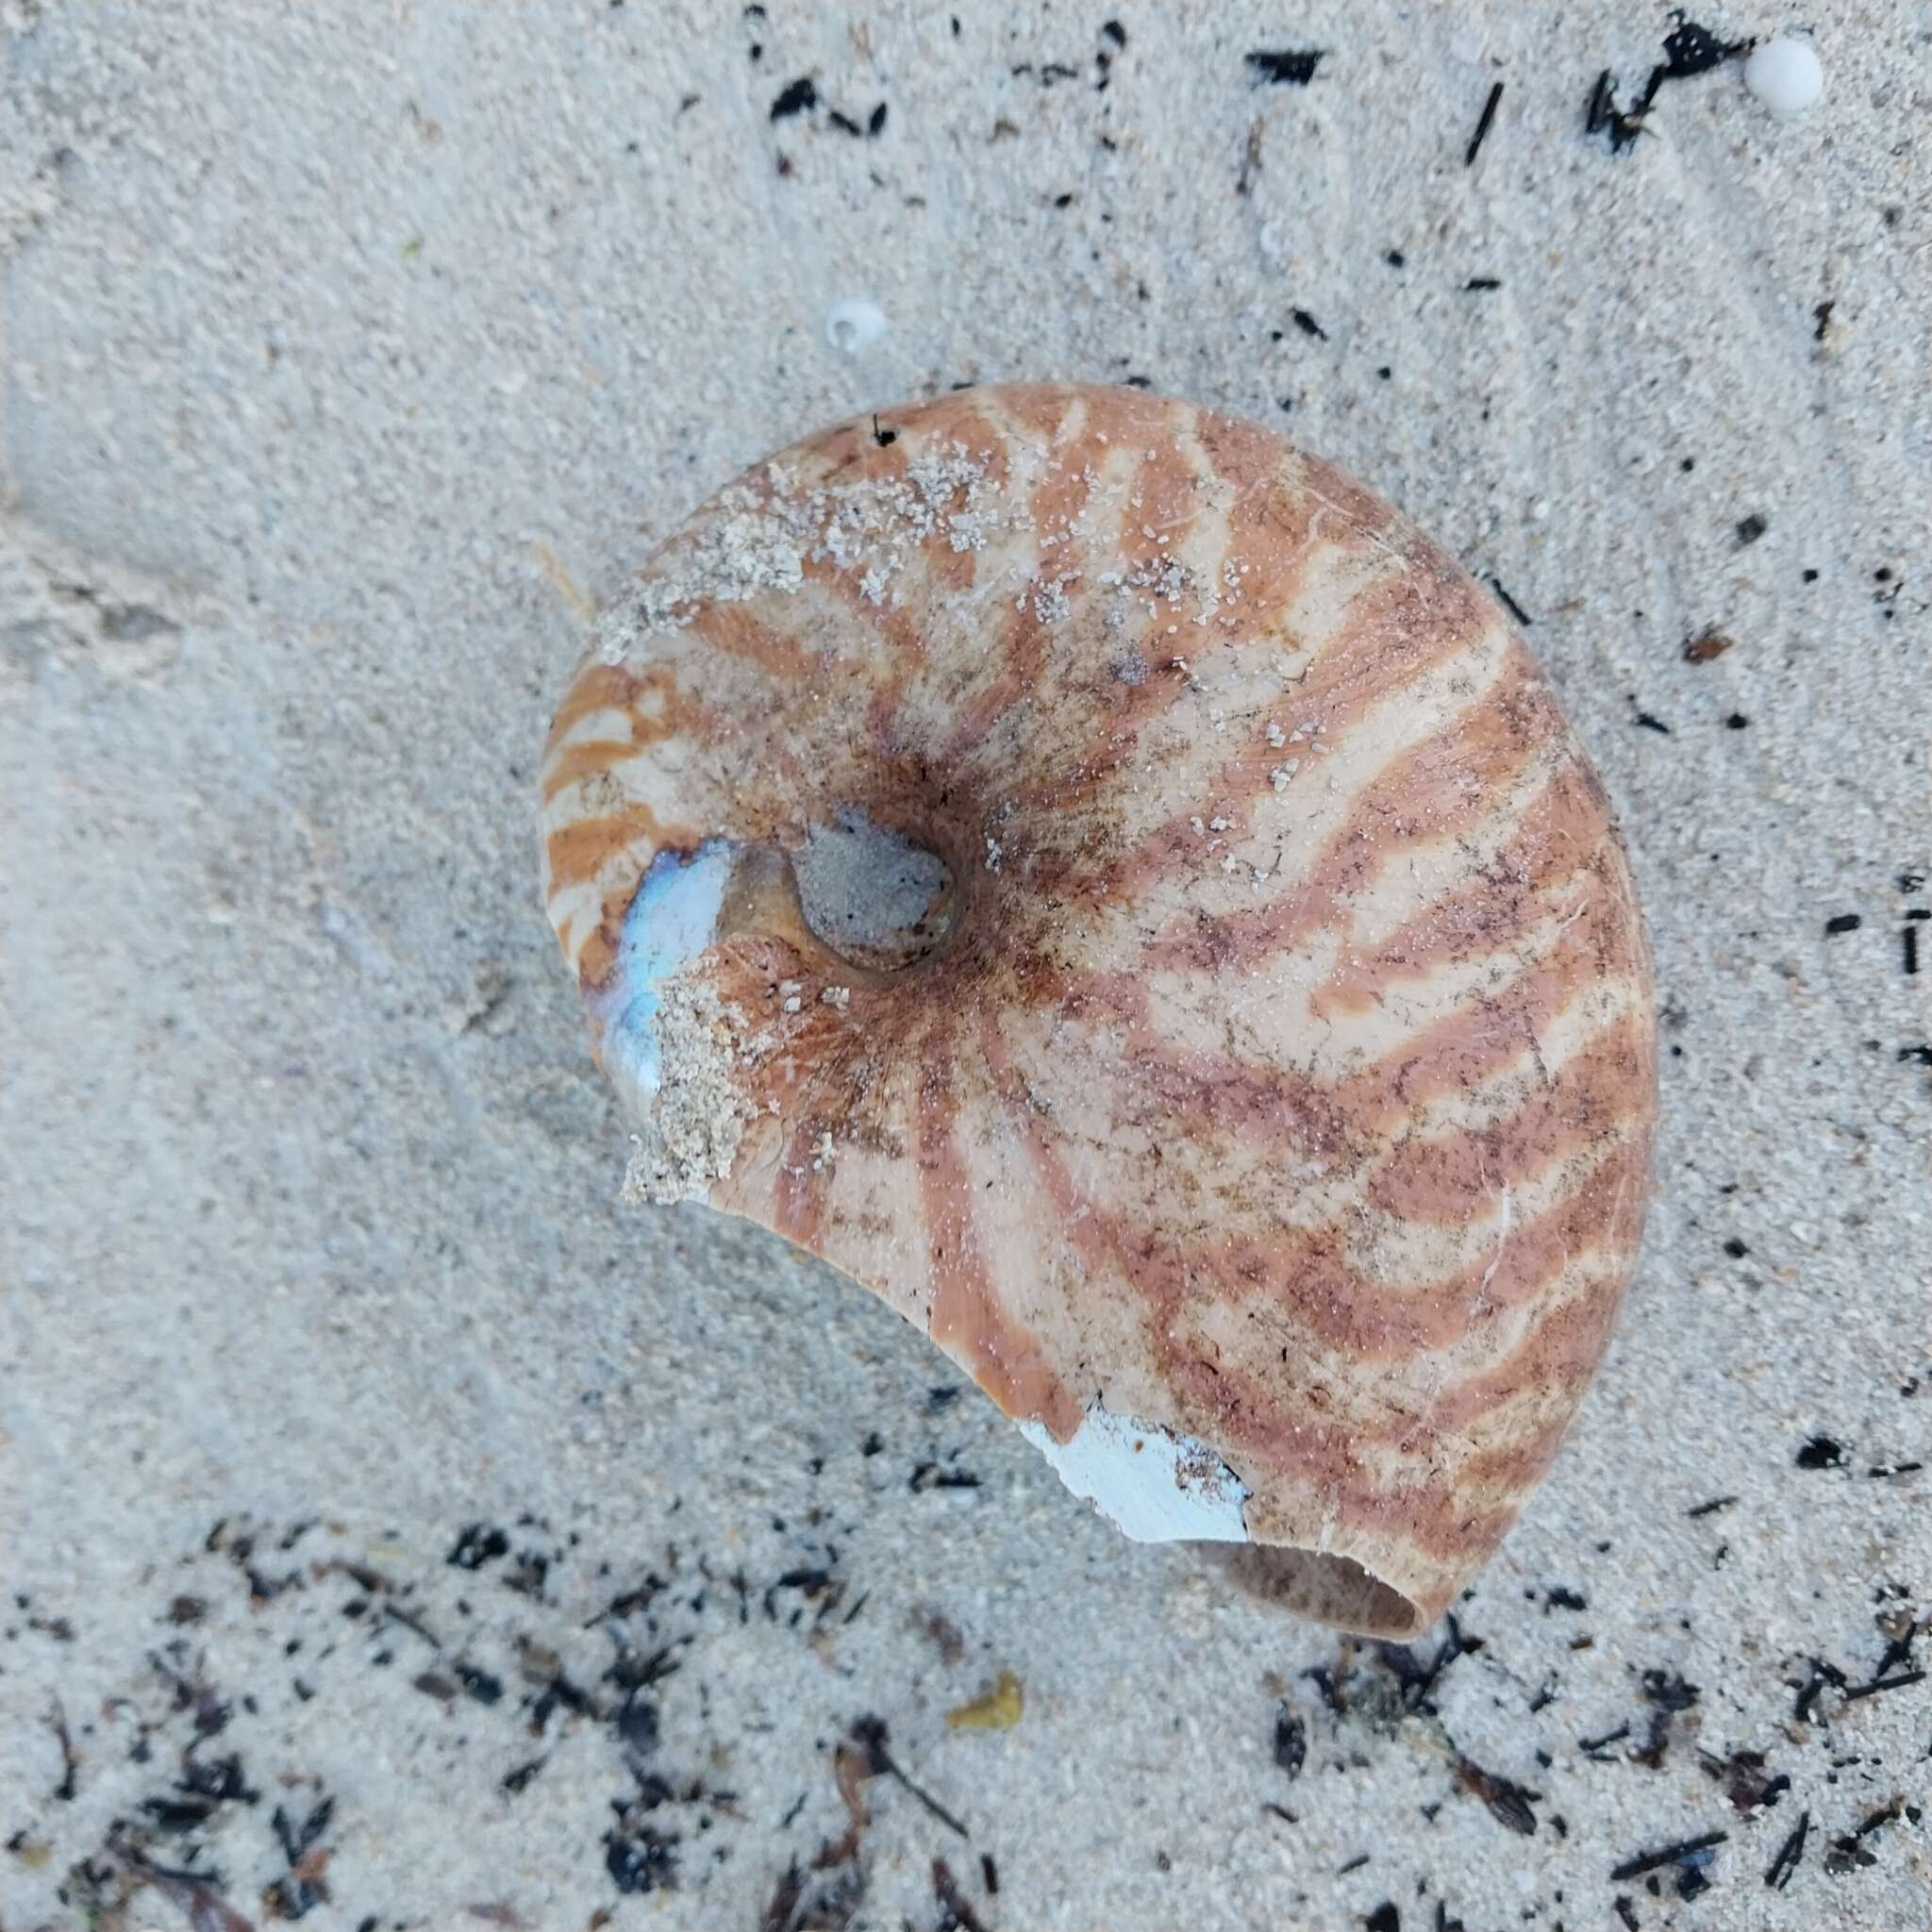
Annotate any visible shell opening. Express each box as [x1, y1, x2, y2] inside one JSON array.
[[790, 805, 958, 974], [1203, 1545, 1426, 1641]]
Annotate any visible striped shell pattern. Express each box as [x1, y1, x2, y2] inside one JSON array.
[[539, 383, 1657, 1638]]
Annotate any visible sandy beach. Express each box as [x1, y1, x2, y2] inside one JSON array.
[[2, 4, 1928, 1927]]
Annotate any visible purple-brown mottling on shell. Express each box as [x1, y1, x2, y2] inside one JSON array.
[[539, 383, 1658, 1639]]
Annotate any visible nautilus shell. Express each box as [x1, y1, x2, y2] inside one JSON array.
[[539, 384, 1657, 1638]]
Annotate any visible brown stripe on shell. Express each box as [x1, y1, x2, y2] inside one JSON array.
[[977, 1003, 1632, 1568], [543, 803, 682, 898], [1366, 1014, 1653, 1223], [914, 1022, 1083, 1438], [1312, 760, 1617, 1017], [938, 403, 1120, 758], [688, 603, 825, 680], [1196, 1135, 1652, 1360], [543, 660, 645, 755], [1142, 642, 1560, 973], [1061, 553, 1504, 909], [1052, 889, 1641, 1166]]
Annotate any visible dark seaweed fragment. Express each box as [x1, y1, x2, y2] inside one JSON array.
[[909, 1463, 981, 1491], [849, 1714, 968, 1838], [1373, 1612, 1478, 1714], [1247, 49, 1324, 86], [1824, 1801, 1902, 1874], [1274, 1705, 1307, 1777], [605, 1813, 679, 1893], [1790, 1656, 1848, 1722], [770, 78, 817, 121], [456, 1662, 504, 1707], [447, 1524, 509, 1570], [263, 1795, 336, 1920], [1641, 1669, 1698, 1712], [1589, 21, 1752, 150], [1765, 1810, 1809, 1890], [1698, 1748, 1788, 1814], [1842, 1668, 1925, 1701], [1488, 578, 1533, 625], [932, 1856, 989, 1932], [760, 1859, 806, 1932]]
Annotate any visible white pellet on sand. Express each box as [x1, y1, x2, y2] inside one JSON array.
[[824, 295, 889, 355], [1745, 35, 1825, 116]]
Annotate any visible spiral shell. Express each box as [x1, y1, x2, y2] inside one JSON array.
[[540, 384, 1657, 1637]]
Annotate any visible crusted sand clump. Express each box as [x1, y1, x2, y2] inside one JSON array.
[[594, 445, 1003, 665], [620, 978, 758, 1206]]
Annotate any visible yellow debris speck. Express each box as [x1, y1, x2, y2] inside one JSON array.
[[945, 1670, 1024, 1730]]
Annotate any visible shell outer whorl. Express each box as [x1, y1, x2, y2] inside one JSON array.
[[538, 382, 1659, 1639]]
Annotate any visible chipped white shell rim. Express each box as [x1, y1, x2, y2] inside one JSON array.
[[1016, 1406, 1430, 1634], [1016, 1405, 1251, 1543]]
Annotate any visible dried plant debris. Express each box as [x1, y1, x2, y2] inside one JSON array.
[[1246, 49, 1325, 87], [15, 1509, 1926, 1924], [930, 1855, 991, 1932], [1681, 625, 1734, 662], [1271, 1620, 1541, 1837], [1587, 21, 1752, 151], [1608, 1828, 1727, 1884], [1273, 1703, 1307, 1778], [1452, 1756, 1541, 1836], [6, 1513, 991, 1927], [1488, 577, 1533, 625], [1247, 1574, 1927, 1921], [1700, 1748, 1790, 1815]]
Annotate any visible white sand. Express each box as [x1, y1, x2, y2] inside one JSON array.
[[3, 5, 1927, 1928]]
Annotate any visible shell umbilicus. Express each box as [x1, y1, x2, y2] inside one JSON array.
[[540, 384, 1657, 1638]]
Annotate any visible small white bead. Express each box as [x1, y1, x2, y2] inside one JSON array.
[[824, 297, 888, 356], [1744, 37, 1824, 117]]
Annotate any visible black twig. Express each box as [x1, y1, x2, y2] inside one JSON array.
[[1609, 1830, 1727, 1882], [1465, 82, 1504, 166]]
